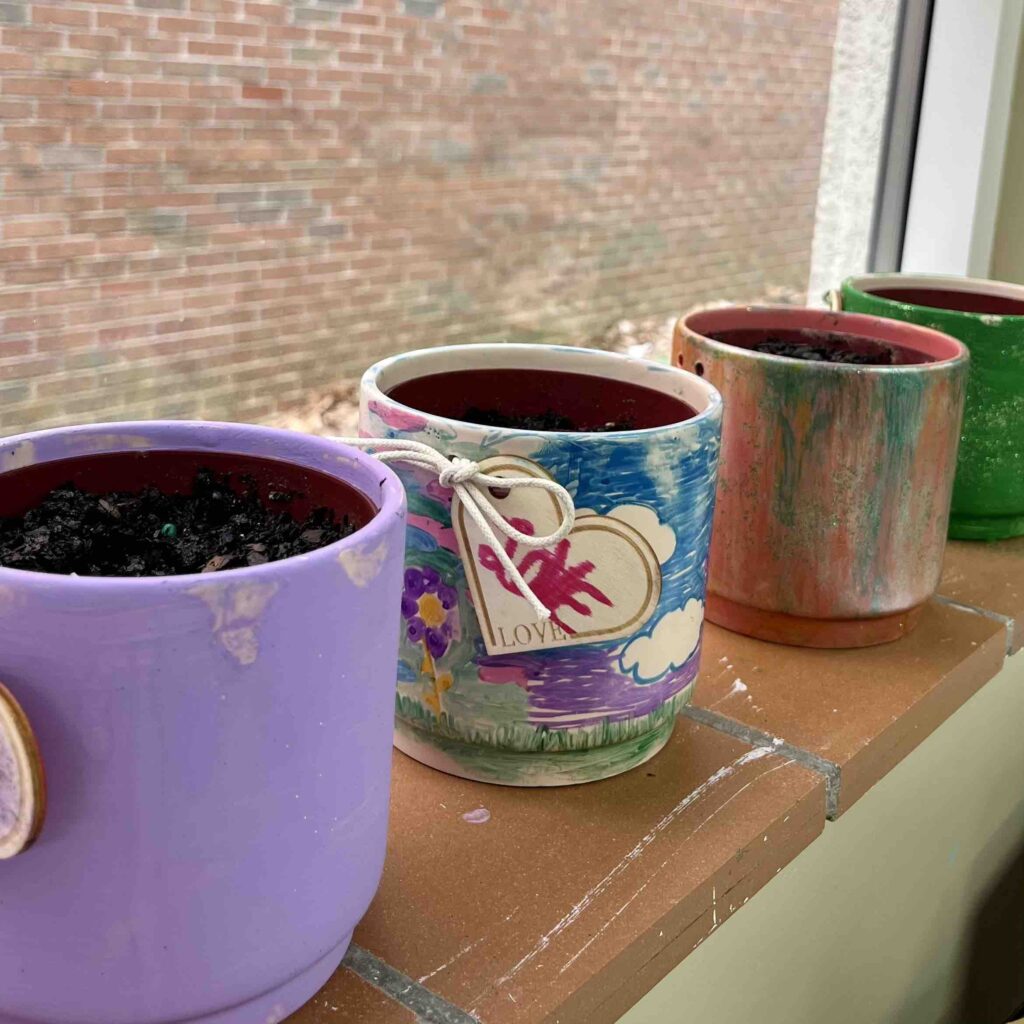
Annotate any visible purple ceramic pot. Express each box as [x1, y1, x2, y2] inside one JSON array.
[[0, 422, 406, 1024]]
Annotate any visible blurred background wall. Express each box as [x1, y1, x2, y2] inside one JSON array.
[[0, 0, 840, 432]]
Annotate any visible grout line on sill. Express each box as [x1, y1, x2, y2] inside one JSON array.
[[681, 705, 841, 818], [933, 594, 1015, 655], [343, 943, 479, 1024]]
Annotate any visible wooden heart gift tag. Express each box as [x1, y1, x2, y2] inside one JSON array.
[[453, 456, 662, 655], [0, 682, 46, 859]]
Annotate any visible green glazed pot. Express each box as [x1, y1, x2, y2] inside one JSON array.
[[835, 274, 1024, 541]]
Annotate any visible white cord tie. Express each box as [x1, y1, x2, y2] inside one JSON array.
[[330, 437, 576, 622], [437, 458, 479, 488]]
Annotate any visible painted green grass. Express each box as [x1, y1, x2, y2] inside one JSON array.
[[395, 687, 693, 753]]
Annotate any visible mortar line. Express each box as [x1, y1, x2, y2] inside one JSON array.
[[933, 593, 1015, 654], [343, 944, 479, 1024], [680, 704, 842, 818]]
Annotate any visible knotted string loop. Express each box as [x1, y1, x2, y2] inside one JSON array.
[[330, 437, 575, 622]]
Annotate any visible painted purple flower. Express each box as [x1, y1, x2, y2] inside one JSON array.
[[404, 567, 428, 598], [401, 564, 459, 661], [425, 628, 448, 660]]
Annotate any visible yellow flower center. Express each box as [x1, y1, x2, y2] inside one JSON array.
[[417, 592, 446, 628]]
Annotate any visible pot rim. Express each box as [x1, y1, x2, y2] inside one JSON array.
[[680, 304, 970, 373], [362, 342, 723, 438], [0, 420, 406, 588], [842, 272, 1024, 321]]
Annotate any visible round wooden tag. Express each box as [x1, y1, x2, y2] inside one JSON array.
[[0, 683, 45, 859]]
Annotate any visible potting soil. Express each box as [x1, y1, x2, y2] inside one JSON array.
[[0, 468, 355, 577]]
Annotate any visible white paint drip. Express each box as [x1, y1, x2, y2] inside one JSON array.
[[492, 747, 772, 990], [686, 759, 793, 842], [337, 539, 389, 587], [1, 440, 35, 471], [187, 582, 278, 666], [558, 880, 651, 975], [462, 807, 491, 825], [708, 677, 747, 709], [418, 934, 487, 983]]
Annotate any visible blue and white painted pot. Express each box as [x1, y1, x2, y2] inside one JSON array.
[[360, 344, 722, 786]]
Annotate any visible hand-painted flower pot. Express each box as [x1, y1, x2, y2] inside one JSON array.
[[674, 307, 969, 648], [361, 344, 722, 786], [0, 422, 406, 1024], [836, 273, 1024, 540]]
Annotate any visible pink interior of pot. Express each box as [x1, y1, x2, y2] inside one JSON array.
[[386, 367, 697, 430], [684, 307, 966, 365], [869, 287, 1024, 317], [705, 326, 932, 365], [0, 449, 377, 526]]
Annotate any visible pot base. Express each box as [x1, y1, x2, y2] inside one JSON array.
[[949, 511, 1024, 542], [189, 935, 350, 1024], [394, 715, 676, 787], [0, 935, 353, 1024], [707, 594, 924, 649]]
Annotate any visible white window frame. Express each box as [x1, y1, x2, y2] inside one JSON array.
[[900, 0, 1023, 276]]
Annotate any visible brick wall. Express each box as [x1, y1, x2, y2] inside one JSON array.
[[0, 0, 840, 433]]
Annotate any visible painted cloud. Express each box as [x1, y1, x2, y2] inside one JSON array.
[[605, 503, 677, 564], [575, 503, 677, 565], [619, 597, 703, 683]]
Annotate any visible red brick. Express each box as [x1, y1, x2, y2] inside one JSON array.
[[244, 2, 287, 23], [131, 81, 190, 99], [131, 35, 179, 55], [187, 39, 237, 56], [241, 43, 286, 60], [4, 218, 64, 241], [0, 290, 33, 313], [3, 77, 63, 97], [5, 311, 64, 332], [214, 19, 261, 38], [68, 33, 124, 53], [0, 339, 33, 359], [0, 244, 31, 264], [98, 276, 151, 298], [4, 125, 65, 144], [2, 28, 62, 50], [98, 12, 151, 32], [68, 79, 128, 98], [33, 285, 93, 307], [95, 236, 153, 255], [241, 83, 286, 101], [158, 17, 207, 34], [69, 214, 127, 236], [35, 239, 97, 261], [95, 102, 154, 120], [0, 53, 34, 72], [32, 5, 91, 27], [105, 147, 163, 165], [340, 12, 381, 27], [5, 263, 63, 285]]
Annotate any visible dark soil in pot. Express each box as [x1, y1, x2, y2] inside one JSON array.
[[709, 327, 935, 366], [387, 367, 697, 432], [0, 450, 372, 577]]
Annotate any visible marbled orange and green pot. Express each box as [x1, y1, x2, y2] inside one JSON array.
[[836, 274, 1024, 541], [674, 306, 968, 648]]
